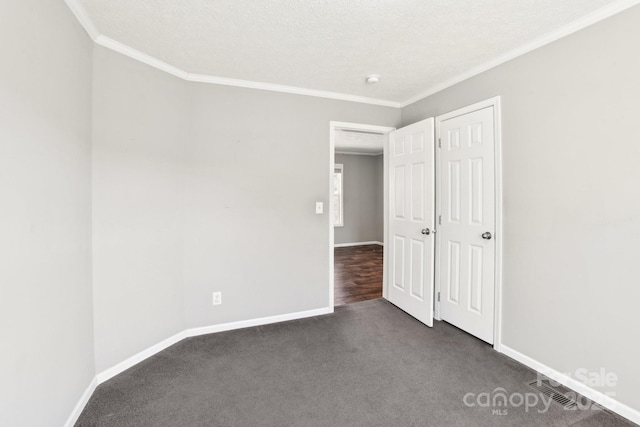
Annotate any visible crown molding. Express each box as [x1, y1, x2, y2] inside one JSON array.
[[97, 34, 401, 107], [185, 69, 401, 107], [399, 0, 640, 108], [65, 0, 640, 110], [64, 0, 99, 40], [95, 35, 189, 80], [64, 0, 400, 108]]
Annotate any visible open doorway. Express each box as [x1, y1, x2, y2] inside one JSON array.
[[329, 122, 395, 308]]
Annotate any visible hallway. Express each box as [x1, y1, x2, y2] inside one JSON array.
[[334, 244, 383, 306]]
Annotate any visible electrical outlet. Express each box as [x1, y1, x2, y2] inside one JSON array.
[[212, 291, 222, 306]]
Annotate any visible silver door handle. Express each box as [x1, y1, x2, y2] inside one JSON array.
[[482, 232, 492, 240]]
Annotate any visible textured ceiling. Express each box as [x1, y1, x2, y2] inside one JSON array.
[[78, 0, 626, 103]]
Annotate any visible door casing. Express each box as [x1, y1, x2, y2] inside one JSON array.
[[328, 121, 395, 312]]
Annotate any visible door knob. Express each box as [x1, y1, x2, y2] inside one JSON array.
[[421, 228, 430, 235], [482, 232, 492, 240]]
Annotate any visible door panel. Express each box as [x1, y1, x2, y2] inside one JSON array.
[[438, 106, 495, 343], [410, 238, 425, 299], [393, 236, 405, 290], [447, 241, 461, 304], [388, 118, 435, 327]]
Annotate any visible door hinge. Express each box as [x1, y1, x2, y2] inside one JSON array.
[[438, 138, 441, 148], [438, 215, 441, 225], [437, 292, 441, 302]]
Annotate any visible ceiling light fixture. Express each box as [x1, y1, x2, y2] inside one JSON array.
[[366, 74, 380, 84]]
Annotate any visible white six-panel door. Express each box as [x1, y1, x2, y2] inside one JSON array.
[[387, 118, 435, 327], [437, 106, 496, 343]]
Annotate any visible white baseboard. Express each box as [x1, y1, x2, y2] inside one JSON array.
[[500, 345, 640, 425], [96, 306, 332, 385], [185, 307, 332, 337], [96, 330, 187, 384], [334, 241, 383, 248], [64, 377, 97, 427]]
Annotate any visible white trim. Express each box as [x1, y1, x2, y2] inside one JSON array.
[[335, 151, 383, 156], [64, 0, 99, 40], [434, 96, 503, 350], [186, 71, 400, 107], [96, 331, 187, 384], [185, 307, 331, 337], [332, 122, 398, 134], [493, 99, 504, 352], [334, 241, 384, 248], [329, 122, 395, 311], [434, 120, 442, 322], [382, 134, 390, 300], [95, 306, 331, 385], [435, 96, 502, 122], [329, 124, 336, 311], [63, 1, 401, 108], [500, 345, 640, 426], [96, 35, 188, 80], [399, 0, 640, 108], [63, 377, 97, 427], [66, 0, 640, 109]]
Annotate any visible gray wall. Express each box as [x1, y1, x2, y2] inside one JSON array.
[[0, 1, 95, 426], [92, 46, 188, 372], [402, 5, 640, 411], [334, 154, 383, 244], [91, 47, 401, 361], [184, 83, 399, 328]]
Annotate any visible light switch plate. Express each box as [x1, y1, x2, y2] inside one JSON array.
[[212, 292, 222, 306], [315, 202, 323, 214]]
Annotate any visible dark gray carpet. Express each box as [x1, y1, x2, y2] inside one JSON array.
[[77, 299, 636, 426]]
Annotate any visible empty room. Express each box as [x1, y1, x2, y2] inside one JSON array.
[[2, 1, 640, 426]]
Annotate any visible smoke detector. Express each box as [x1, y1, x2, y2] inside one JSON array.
[[366, 74, 380, 84]]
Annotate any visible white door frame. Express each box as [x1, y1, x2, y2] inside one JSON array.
[[329, 122, 396, 311], [434, 96, 503, 350]]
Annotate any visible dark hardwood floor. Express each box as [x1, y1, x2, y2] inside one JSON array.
[[334, 244, 383, 306]]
